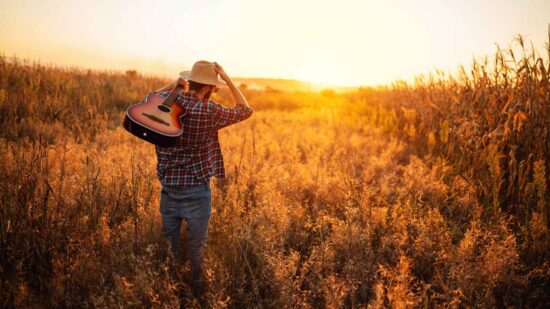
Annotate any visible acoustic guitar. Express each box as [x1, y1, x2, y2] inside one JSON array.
[[123, 84, 185, 146]]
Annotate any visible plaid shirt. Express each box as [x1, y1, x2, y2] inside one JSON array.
[[151, 91, 253, 188]]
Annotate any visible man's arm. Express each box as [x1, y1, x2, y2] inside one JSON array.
[[210, 63, 253, 130], [214, 63, 250, 108], [209, 101, 253, 130]]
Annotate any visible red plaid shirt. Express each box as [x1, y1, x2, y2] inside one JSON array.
[[151, 91, 253, 188]]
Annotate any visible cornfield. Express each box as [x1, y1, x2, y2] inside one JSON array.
[[0, 33, 548, 308]]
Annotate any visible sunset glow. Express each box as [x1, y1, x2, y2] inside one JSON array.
[[1, 0, 549, 86]]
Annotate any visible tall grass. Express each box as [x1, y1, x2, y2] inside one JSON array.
[[0, 32, 549, 308], [349, 34, 549, 228]]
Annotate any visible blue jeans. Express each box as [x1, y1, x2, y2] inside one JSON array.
[[160, 182, 211, 284]]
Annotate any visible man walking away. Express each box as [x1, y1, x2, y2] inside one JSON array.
[[151, 61, 253, 300]]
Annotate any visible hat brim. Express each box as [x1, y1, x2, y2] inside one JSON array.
[[180, 71, 227, 86]]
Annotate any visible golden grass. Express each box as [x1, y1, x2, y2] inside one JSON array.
[[0, 33, 549, 307]]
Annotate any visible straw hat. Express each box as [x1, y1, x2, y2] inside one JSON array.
[[180, 60, 226, 86]]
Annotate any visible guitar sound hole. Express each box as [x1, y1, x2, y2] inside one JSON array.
[[157, 105, 171, 112]]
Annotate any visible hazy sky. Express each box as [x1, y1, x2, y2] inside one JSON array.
[[1, 0, 549, 86]]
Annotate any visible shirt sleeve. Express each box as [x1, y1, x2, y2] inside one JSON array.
[[209, 102, 254, 130]]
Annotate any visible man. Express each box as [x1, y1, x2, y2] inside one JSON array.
[[151, 61, 253, 297]]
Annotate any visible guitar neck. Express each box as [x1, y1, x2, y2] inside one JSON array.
[[161, 84, 184, 107]]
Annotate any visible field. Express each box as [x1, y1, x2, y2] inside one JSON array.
[[1, 35, 549, 308]]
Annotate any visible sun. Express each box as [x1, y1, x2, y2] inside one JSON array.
[[294, 55, 350, 86]]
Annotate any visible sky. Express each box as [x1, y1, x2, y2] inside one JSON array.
[[0, 0, 549, 86]]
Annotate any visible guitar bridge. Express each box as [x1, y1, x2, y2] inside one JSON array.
[[142, 112, 170, 126]]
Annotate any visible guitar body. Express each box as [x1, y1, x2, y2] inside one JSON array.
[[123, 90, 186, 147]]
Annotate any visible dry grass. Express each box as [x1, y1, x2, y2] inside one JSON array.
[[0, 32, 549, 308]]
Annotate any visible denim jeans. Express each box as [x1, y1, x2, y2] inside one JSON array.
[[160, 182, 211, 286]]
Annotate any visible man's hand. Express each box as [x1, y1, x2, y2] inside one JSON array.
[[176, 77, 188, 91], [214, 62, 250, 108], [155, 77, 188, 92], [214, 63, 231, 84]]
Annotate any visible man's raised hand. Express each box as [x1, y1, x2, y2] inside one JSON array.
[[214, 63, 231, 83]]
